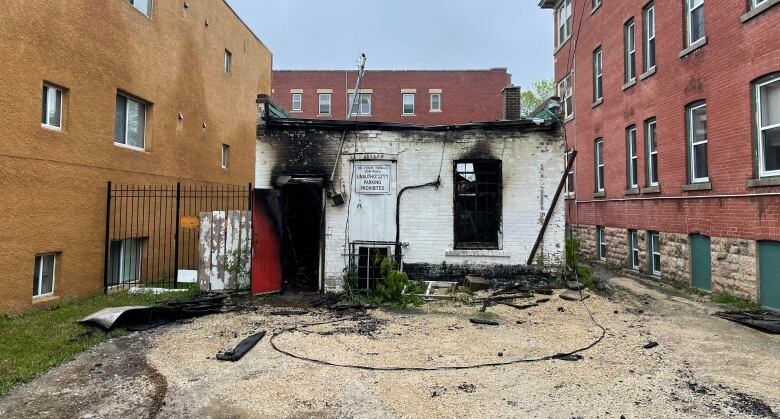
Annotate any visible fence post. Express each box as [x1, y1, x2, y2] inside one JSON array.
[[103, 181, 112, 294], [173, 182, 181, 288]]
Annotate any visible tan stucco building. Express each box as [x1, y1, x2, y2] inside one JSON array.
[[0, 0, 272, 313]]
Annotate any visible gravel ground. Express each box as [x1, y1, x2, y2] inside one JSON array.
[[2, 271, 779, 418]]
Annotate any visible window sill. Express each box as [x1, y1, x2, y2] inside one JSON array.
[[678, 37, 708, 58], [639, 66, 657, 80], [32, 295, 60, 304], [624, 188, 640, 196], [643, 185, 661, 194], [429, 109, 442, 113], [290, 110, 303, 113], [41, 124, 63, 132], [553, 37, 572, 55], [592, 98, 603, 108], [402, 114, 416, 117], [445, 249, 510, 258], [593, 191, 606, 198], [747, 177, 780, 188], [591, 3, 601, 15], [682, 182, 712, 192], [622, 79, 637, 91], [114, 143, 146, 152], [741, 0, 779, 22]]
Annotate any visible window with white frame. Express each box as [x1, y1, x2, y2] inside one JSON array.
[[115, 94, 146, 149], [558, 73, 573, 118], [624, 19, 636, 83], [593, 0, 602, 10], [643, 2, 656, 72], [41, 84, 63, 129], [565, 150, 575, 194], [627, 126, 638, 188], [557, 0, 573, 46], [128, 0, 152, 16], [751, 0, 769, 8], [318, 93, 331, 115], [686, 0, 705, 47], [645, 118, 659, 186], [593, 47, 603, 102], [430, 93, 441, 111], [221, 144, 229, 168], [595, 138, 605, 192], [756, 74, 780, 177], [224, 49, 232, 74], [348, 93, 372, 116], [629, 230, 640, 270], [649, 231, 661, 275], [597, 226, 607, 261], [33, 253, 56, 297], [687, 102, 708, 183], [109, 238, 143, 286], [402, 93, 415, 115], [291, 93, 302, 112]]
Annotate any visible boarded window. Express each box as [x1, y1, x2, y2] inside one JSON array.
[[454, 160, 501, 249]]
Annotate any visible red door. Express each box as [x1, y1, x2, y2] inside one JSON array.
[[251, 190, 283, 294]]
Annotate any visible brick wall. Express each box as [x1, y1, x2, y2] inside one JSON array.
[[271, 69, 512, 125], [552, 0, 780, 240]]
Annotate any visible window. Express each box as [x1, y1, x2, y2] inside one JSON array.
[[224, 50, 232, 74], [430, 93, 442, 112], [318, 93, 331, 115], [752, 0, 769, 8], [593, 0, 602, 10], [595, 138, 605, 192], [649, 231, 661, 275], [454, 161, 501, 249], [402, 93, 415, 115], [645, 118, 659, 186], [109, 238, 143, 285], [597, 226, 607, 261], [624, 19, 636, 83], [291, 93, 302, 112], [356, 247, 389, 290], [643, 2, 656, 72], [686, 0, 705, 46], [556, 0, 573, 46], [687, 102, 708, 183], [348, 93, 372, 116], [33, 253, 56, 297], [115, 94, 146, 149], [558, 73, 573, 118], [755, 74, 780, 177], [629, 230, 640, 270], [128, 0, 151, 16], [565, 150, 575, 194], [593, 47, 603, 102], [41, 84, 63, 129], [627, 126, 638, 188], [221, 144, 229, 168]]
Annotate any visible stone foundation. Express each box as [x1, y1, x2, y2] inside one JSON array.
[[567, 223, 761, 303], [711, 238, 757, 300]]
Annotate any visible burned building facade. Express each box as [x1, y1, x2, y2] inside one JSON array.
[[252, 98, 566, 293]]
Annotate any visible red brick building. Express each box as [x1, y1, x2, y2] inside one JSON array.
[[539, 0, 780, 309], [271, 69, 514, 124]]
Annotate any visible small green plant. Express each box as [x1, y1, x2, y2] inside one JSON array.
[[712, 291, 761, 311], [221, 247, 250, 290], [342, 257, 424, 307], [565, 238, 597, 289]]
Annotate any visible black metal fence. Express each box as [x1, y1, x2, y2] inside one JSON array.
[[103, 182, 252, 292]]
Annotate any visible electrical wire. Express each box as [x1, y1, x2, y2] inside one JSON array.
[[268, 311, 606, 372]]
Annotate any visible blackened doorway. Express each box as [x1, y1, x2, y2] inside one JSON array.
[[281, 184, 323, 292]]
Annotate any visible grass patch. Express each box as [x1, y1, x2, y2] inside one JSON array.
[[712, 292, 762, 311], [0, 288, 198, 396]]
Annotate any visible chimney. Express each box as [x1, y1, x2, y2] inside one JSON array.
[[502, 85, 522, 120]]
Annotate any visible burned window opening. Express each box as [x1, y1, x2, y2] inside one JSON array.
[[454, 160, 501, 249]]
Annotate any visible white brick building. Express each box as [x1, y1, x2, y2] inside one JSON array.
[[252, 100, 566, 293]]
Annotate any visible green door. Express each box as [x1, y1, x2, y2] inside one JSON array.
[[690, 235, 711, 291], [759, 241, 780, 311]]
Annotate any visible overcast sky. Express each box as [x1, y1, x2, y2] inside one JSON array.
[[225, 0, 554, 90]]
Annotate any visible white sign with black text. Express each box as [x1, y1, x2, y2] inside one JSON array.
[[355, 164, 392, 194]]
